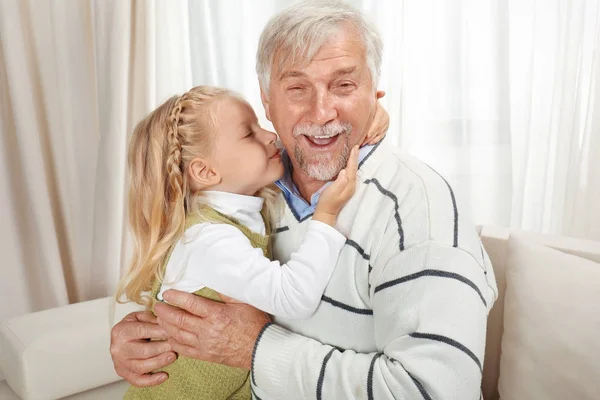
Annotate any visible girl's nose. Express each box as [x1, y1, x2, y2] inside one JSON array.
[[261, 128, 277, 144]]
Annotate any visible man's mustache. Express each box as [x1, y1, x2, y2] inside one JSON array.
[[293, 122, 352, 138]]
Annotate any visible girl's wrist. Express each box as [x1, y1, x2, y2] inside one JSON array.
[[313, 210, 337, 226]]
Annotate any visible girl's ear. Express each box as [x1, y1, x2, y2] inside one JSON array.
[[187, 158, 221, 190]]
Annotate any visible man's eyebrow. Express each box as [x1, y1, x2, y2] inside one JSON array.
[[331, 66, 357, 79], [278, 66, 357, 81], [279, 70, 307, 80]]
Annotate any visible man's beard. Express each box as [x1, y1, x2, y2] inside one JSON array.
[[292, 121, 352, 181]]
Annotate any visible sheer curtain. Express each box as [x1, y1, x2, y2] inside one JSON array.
[[0, 0, 99, 319], [378, 0, 600, 240], [508, 0, 600, 240], [186, 0, 599, 240], [89, 0, 195, 300], [0, 0, 194, 319], [0, 0, 598, 320], [375, 0, 514, 229]]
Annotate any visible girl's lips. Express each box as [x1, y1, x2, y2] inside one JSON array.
[[270, 149, 281, 159]]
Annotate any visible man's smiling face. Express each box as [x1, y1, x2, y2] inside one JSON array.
[[261, 24, 377, 181]]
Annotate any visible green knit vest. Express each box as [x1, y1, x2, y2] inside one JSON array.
[[123, 205, 271, 400]]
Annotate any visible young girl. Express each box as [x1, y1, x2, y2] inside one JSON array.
[[117, 86, 365, 400]]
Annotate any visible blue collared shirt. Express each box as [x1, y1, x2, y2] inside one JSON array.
[[275, 144, 376, 221]]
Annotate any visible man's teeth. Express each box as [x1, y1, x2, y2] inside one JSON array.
[[306, 134, 339, 146], [310, 133, 339, 139]]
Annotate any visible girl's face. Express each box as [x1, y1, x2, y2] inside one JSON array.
[[208, 97, 284, 195]]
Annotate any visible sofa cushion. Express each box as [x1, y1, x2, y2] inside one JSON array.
[[0, 297, 139, 400], [480, 226, 510, 400], [0, 379, 129, 400], [499, 236, 600, 400]]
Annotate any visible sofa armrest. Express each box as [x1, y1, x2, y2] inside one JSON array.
[[0, 297, 142, 400]]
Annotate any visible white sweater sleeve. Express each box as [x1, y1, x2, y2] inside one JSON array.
[[160, 220, 346, 319], [251, 241, 495, 399]]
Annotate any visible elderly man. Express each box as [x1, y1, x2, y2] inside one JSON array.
[[111, 1, 498, 399]]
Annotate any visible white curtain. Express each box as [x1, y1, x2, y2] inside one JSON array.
[[362, 0, 600, 240], [185, 0, 600, 240], [1, 0, 99, 319], [89, 0, 194, 300], [0, 0, 193, 319], [1, 0, 598, 320], [508, 0, 600, 240]]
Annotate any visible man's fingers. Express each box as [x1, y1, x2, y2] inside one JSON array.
[[157, 317, 199, 348], [155, 299, 209, 334], [128, 350, 177, 375], [129, 372, 169, 388], [167, 338, 203, 360], [120, 339, 172, 360], [132, 311, 159, 324], [162, 290, 216, 318], [113, 320, 168, 342], [128, 321, 168, 341], [123, 369, 169, 389]]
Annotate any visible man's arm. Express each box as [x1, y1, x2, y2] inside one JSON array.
[[110, 292, 269, 388], [250, 241, 494, 399]]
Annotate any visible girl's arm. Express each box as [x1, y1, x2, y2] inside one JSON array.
[[160, 220, 345, 319], [159, 146, 360, 319]]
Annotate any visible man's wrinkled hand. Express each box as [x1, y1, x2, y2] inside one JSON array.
[[155, 290, 271, 370], [110, 311, 176, 387]]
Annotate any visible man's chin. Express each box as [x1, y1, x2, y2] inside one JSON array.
[[302, 143, 343, 158], [302, 161, 342, 181], [293, 139, 350, 181]]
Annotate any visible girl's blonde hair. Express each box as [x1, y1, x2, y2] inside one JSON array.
[[116, 86, 280, 307]]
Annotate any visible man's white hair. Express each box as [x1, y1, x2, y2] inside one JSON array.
[[256, 0, 383, 93]]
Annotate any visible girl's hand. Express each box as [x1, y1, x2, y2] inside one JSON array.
[[313, 146, 359, 226], [362, 91, 389, 146]]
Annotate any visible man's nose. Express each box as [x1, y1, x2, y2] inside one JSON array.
[[308, 89, 337, 125]]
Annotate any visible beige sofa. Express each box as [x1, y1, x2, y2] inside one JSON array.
[[1, 226, 599, 400]]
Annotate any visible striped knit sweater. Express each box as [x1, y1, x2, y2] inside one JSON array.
[[250, 142, 498, 400]]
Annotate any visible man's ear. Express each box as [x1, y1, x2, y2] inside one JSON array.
[[376, 90, 386, 100], [260, 86, 272, 121], [187, 158, 221, 189]]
